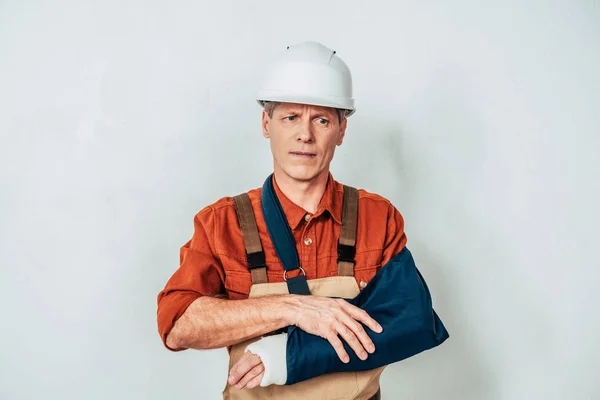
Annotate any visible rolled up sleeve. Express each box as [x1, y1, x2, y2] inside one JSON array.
[[156, 206, 225, 351]]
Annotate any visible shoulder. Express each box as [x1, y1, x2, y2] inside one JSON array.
[[358, 188, 402, 221], [333, 177, 393, 206], [193, 186, 263, 223], [337, 180, 395, 209], [357, 188, 393, 206], [336, 181, 403, 224]]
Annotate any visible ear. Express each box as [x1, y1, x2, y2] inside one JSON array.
[[262, 111, 271, 138], [336, 117, 348, 146]]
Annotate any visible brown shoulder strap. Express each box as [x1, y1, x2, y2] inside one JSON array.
[[232, 193, 268, 284], [338, 185, 359, 276]]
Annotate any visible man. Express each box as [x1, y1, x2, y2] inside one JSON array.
[[157, 41, 448, 399]]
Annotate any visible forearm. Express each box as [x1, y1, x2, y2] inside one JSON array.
[[285, 309, 447, 384], [285, 248, 449, 384], [166, 294, 297, 350], [246, 248, 450, 386]]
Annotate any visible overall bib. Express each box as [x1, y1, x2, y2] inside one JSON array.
[[222, 182, 384, 400]]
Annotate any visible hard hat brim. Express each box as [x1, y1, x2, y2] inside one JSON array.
[[257, 90, 355, 117]]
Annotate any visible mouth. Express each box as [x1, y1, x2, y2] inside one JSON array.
[[290, 151, 317, 158]]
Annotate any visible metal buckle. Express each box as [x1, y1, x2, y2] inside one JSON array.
[[283, 267, 306, 281]]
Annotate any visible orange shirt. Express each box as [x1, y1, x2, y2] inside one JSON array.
[[157, 174, 407, 349]]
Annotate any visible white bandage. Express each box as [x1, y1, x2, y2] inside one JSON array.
[[245, 333, 288, 387]]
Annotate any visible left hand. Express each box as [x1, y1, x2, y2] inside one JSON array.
[[228, 352, 265, 390]]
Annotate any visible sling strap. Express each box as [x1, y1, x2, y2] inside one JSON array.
[[338, 185, 358, 276], [233, 175, 359, 292], [261, 175, 311, 295], [232, 193, 268, 284]]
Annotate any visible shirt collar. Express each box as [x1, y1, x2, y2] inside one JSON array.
[[272, 173, 344, 230]]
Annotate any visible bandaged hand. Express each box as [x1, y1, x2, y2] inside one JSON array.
[[228, 333, 288, 389]]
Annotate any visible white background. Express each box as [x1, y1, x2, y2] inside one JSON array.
[[1, 1, 599, 399]]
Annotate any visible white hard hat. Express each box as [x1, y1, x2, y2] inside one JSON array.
[[257, 41, 355, 117]]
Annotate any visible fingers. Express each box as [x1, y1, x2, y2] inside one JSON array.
[[325, 330, 350, 363], [330, 300, 381, 361], [292, 296, 383, 364], [228, 352, 262, 387], [338, 309, 376, 354], [334, 317, 370, 360], [340, 301, 383, 334], [235, 362, 265, 390], [246, 371, 265, 389]]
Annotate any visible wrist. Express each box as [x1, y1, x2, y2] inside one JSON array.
[[277, 294, 300, 327], [245, 333, 288, 386]]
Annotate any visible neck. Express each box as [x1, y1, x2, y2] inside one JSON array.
[[273, 170, 329, 214]]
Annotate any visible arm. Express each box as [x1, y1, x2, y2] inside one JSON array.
[[285, 247, 449, 384], [158, 206, 382, 352], [160, 206, 384, 356], [227, 296, 385, 390], [239, 247, 449, 386], [158, 207, 302, 350], [166, 294, 295, 350], [284, 204, 449, 384], [234, 204, 449, 386], [166, 289, 384, 351]]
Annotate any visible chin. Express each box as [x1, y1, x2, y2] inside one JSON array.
[[283, 166, 319, 182]]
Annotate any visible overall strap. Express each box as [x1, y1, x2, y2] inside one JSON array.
[[338, 185, 359, 276], [233, 193, 268, 285]]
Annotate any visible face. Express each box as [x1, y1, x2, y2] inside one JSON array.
[[262, 103, 347, 183]]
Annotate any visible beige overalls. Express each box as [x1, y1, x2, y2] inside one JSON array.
[[222, 187, 385, 400]]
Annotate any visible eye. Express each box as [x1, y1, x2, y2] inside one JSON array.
[[285, 115, 297, 121], [317, 118, 328, 125]]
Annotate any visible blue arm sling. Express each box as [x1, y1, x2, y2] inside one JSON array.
[[260, 175, 449, 385]]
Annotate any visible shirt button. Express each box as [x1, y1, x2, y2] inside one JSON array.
[[304, 214, 311, 222], [304, 237, 313, 246], [360, 280, 367, 289]]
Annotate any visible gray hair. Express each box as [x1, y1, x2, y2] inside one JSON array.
[[262, 102, 348, 123]]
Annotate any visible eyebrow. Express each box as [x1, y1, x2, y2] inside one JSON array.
[[280, 108, 335, 118]]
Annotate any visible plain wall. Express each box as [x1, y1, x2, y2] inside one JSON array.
[[1, 1, 599, 399]]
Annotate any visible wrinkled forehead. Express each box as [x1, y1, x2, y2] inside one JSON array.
[[274, 102, 338, 116]]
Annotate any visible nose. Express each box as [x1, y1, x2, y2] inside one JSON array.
[[295, 118, 314, 143]]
